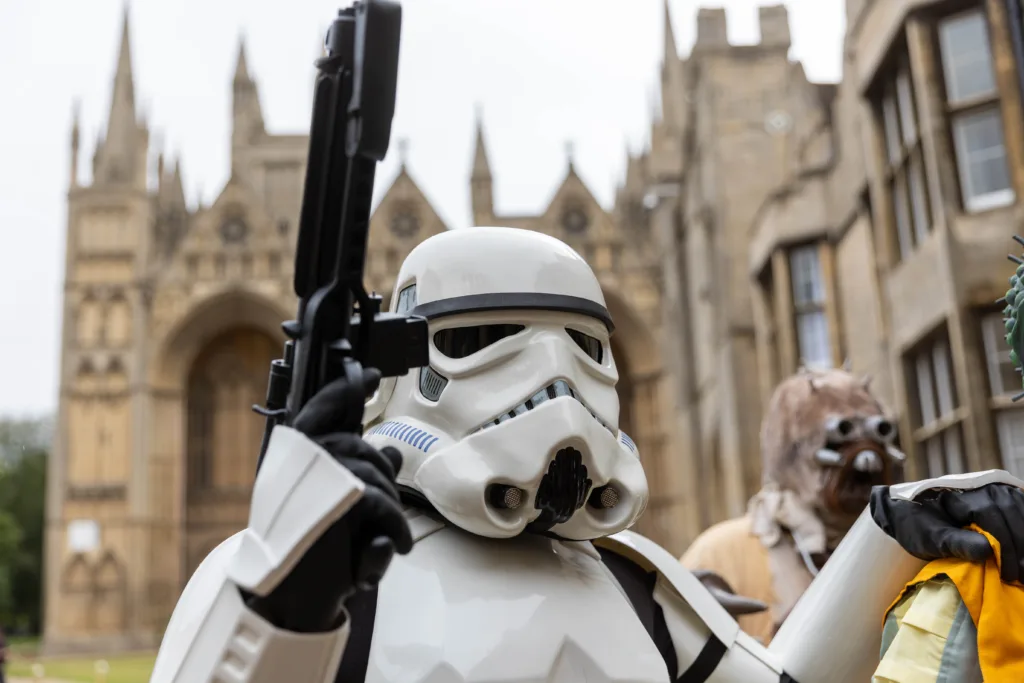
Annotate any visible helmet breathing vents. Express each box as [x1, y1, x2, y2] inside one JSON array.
[[527, 447, 593, 533]]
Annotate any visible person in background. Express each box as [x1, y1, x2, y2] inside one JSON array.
[[680, 366, 905, 643]]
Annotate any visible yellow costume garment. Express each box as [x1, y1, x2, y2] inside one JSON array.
[[873, 526, 1024, 683]]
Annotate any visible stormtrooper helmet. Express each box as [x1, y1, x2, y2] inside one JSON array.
[[363, 227, 649, 540]]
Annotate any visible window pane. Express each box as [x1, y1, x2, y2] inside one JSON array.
[[939, 11, 997, 103], [796, 311, 832, 369], [892, 174, 914, 258], [953, 107, 1013, 209], [789, 246, 824, 306], [982, 312, 1020, 396], [996, 409, 1024, 479], [916, 353, 938, 425], [926, 436, 945, 477], [943, 426, 965, 474], [896, 69, 918, 144], [932, 339, 956, 416], [882, 94, 902, 164], [908, 154, 930, 242]]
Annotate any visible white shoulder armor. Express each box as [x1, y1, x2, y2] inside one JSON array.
[[596, 531, 786, 683], [150, 426, 366, 683]]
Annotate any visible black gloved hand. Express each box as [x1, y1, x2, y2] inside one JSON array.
[[246, 367, 413, 633], [870, 483, 1024, 584]]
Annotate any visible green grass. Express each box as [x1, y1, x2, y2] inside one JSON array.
[[8, 635, 41, 656], [8, 653, 156, 683]]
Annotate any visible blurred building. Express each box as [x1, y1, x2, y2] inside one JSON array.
[[637, 0, 1024, 533], [43, 0, 1024, 654]]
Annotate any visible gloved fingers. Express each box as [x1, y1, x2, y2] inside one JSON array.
[[944, 485, 1024, 583], [353, 536, 396, 591], [937, 527, 994, 564], [293, 367, 382, 436], [987, 485, 1024, 583], [379, 446, 404, 481], [319, 432, 399, 482], [351, 486, 414, 555], [341, 458, 401, 503], [978, 509, 1021, 584]]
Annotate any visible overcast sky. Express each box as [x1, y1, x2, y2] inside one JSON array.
[[0, 0, 844, 418]]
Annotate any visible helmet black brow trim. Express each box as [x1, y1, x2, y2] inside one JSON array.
[[411, 293, 615, 334]]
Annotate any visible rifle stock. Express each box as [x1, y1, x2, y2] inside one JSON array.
[[253, 0, 429, 471]]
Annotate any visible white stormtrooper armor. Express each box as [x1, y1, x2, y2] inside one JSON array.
[[149, 227, 1024, 683]]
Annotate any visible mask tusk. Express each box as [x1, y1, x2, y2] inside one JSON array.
[[815, 448, 844, 467], [886, 446, 906, 463], [853, 450, 884, 473]]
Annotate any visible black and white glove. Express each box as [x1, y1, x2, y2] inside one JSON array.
[[246, 367, 413, 632], [870, 483, 1024, 584]]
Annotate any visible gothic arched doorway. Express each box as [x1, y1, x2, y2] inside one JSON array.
[[183, 327, 278, 580]]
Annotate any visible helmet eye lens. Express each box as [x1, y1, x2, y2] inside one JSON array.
[[433, 324, 525, 359], [566, 328, 603, 363]]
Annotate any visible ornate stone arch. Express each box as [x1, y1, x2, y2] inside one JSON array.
[[105, 289, 132, 347], [56, 554, 93, 634], [91, 550, 127, 633], [75, 289, 102, 348], [60, 554, 92, 593], [147, 287, 291, 587], [150, 287, 291, 392]]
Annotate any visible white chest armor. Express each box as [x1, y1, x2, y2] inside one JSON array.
[[367, 520, 670, 683]]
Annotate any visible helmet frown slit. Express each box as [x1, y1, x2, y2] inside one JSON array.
[[473, 379, 615, 435]]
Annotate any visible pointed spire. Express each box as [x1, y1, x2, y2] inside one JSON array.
[[94, 3, 142, 186], [170, 157, 185, 201], [71, 99, 81, 149], [397, 138, 409, 170], [624, 151, 645, 193], [117, 4, 132, 85], [232, 32, 265, 146], [70, 100, 81, 188], [663, 0, 677, 63], [157, 151, 165, 183], [234, 34, 251, 84], [471, 106, 491, 181], [649, 84, 662, 124], [565, 140, 576, 173]]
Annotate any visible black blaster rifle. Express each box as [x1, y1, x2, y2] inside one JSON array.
[[253, 0, 429, 471]]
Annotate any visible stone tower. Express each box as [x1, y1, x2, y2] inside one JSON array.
[[46, 8, 155, 649]]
